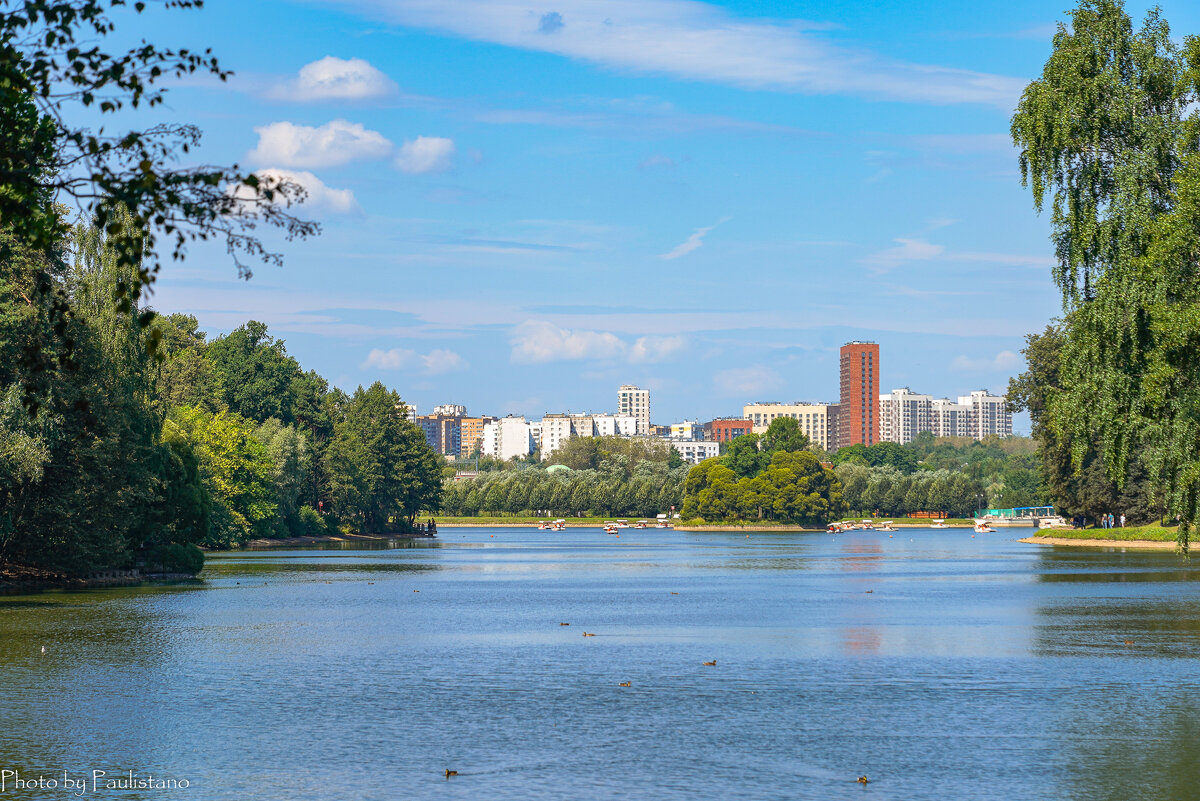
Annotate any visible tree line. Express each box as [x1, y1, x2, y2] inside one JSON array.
[[441, 435, 685, 518], [1, 220, 442, 575]]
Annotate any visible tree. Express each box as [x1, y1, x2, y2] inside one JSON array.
[[206, 321, 303, 424], [761, 417, 809, 455], [256, 418, 313, 537], [723, 433, 768, 479], [1011, 1, 1200, 544], [325, 382, 441, 532]]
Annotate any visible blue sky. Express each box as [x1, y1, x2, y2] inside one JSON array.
[[112, 0, 1200, 431]]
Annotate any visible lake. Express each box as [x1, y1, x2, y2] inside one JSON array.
[[3, 526, 1200, 800]]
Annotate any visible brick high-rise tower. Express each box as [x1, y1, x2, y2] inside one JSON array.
[[838, 341, 879, 450]]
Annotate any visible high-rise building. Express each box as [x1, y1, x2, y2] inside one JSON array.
[[618, 385, 650, 435], [931, 398, 970, 438], [433, 404, 467, 417], [741, 402, 837, 451], [878, 388, 932, 445], [458, 416, 494, 458], [838, 341, 880, 449], [480, 416, 534, 461], [959, 390, 1012, 439]]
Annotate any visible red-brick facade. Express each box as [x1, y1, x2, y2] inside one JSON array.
[[838, 342, 879, 449], [704, 418, 754, 442]]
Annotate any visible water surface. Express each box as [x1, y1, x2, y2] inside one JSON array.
[[3, 527, 1200, 800]]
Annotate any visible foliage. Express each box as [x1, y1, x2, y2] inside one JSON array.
[[1011, 0, 1200, 546], [325, 382, 442, 532], [547, 435, 677, 478]]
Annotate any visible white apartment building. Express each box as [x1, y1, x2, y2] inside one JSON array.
[[618, 385, 650, 435], [960, 390, 1012, 439], [433, 404, 467, 417], [931, 398, 970, 438], [670, 439, 720, 465], [878, 388, 933, 445], [538, 413, 638, 458], [877, 388, 1011, 443], [481, 416, 534, 461], [742, 402, 836, 451], [669, 420, 701, 440]]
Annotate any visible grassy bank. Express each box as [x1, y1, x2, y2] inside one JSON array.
[[1029, 524, 1179, 542]]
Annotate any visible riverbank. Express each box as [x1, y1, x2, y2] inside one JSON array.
[[1019, 524, 1181, 550], [0, 564, 195, 593], [239, 532, 431, 548]]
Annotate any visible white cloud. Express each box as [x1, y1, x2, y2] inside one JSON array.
[[323, 0, 1025, 109], [863, 238, 945, 271], [509, 320, 686, 364], [361, 347, 469, 374], [230, 168, 361, 216], [660, 218, 726, 260], [269, 56, 398, 102], [950, 350, 1022, 372], [248, 119, 392, 168], [629, 335, 686, 363], [713, 365, 783, 396], [394, 136, 456, 174]]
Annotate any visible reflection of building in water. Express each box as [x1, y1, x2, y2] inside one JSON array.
[[839, 626, 882, 656]]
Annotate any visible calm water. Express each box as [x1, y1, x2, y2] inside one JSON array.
[[4, 526, 1200, 800]]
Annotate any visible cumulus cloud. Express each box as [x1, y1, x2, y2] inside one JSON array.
[[510, 321, 685, 364], [394, 136, 457, 174], [660, 218, 726, 260], [269, 56, 398, 101], [361, 347, 469, 374], [248, 119, 392, 168], [950, 350, 1021, 372], [321, 0, 1025, 109], [713, 365, 783, 396], [230, 168, 361, 216]]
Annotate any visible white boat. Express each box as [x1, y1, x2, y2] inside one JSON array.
[[930, 519, 948, 529], [973, 520, 995, 533], [552, 519, 566, 531], [634, 520, 649, 529], [537, 521, 551, 530], [861, 519, 875, 530], [1035, 515, 1073, 530], [878, 521, 895, 532], [615, 520, 630, 528]]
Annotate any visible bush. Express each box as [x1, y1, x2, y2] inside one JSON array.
[[299, 506, 327, 537]]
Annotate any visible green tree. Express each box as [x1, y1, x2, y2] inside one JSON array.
[[206, 321, 303, 424], [761, 417, 810, 455], [325, 382, 441, 531]]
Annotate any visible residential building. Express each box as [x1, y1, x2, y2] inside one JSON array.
[[669, 439, 720, 465], [433, 404, 467, 417], [878, 388, 933, 445], [931, 398, 970, 438], [618, 384, 650, 435], [839, 341, 880, 449], [704, 418, 754, 442], [741, 402, 837, 451], [481, 416, 534, 461], [649, 424, 670, 437], [669, 420, 701, 440], [416, 414, 461, 456], [960, 390, 1012, 439], [538, 412, 638, 458], [458, 416, 494, 458], [398, 403, 417, 423]]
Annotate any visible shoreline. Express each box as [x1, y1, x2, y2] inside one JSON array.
[[237, 532, 432, 549], [0, 566, 196, 594], [1019, 535, 1179, 550]]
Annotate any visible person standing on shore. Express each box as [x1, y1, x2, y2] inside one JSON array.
[[1120, 513, 1126, 528]]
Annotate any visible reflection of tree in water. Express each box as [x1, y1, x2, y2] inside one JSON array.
[[1031, 548, 1200, 658], [1058, 693, 1200, 801]]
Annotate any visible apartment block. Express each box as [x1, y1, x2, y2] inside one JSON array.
[[878, 388, 933, 445], [931, 398, 970, 438], [458, 416, 494, 458], [704, 418, 754, 442], [960, 390, 1012, 439], [669, 420, 701, 440], [839, 341, 879, 449], [416, 414, 461, 456], [481, 416, 534, 461], [741, 402, 837, 451], [669, 439, 720, 465], [617, 385, 650, 435]]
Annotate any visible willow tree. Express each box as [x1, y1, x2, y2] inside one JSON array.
[[1011, 0, 1200, 548]]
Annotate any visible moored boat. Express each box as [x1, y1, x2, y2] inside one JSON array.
[[930, 519, 949, 529]]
